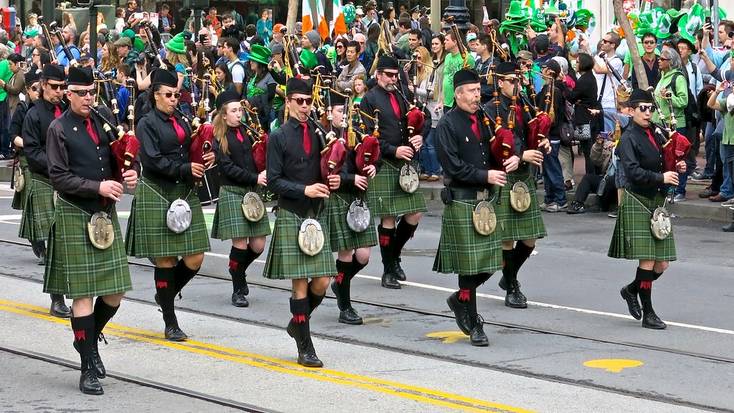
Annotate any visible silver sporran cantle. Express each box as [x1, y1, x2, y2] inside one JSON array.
[[399, 163, 420, 193], [167, 198, 192, 233], [650, 206, 672, 240], [241, 191, 265, 222], [346, 199, 371, 232], [509, 181, 531, 212], [87, 211, 114, 250], [298, 218, 325, 256], [472, 201, 497, 236], [13, 167, 24, 192]]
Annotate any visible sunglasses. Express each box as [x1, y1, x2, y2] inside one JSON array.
[[643, 40, 656, 45], [158, 91, 181, 99], [47, 83, 66, 90], [292, 97, 313, 106], [381, 71, 399, 79], [69, 89, 96, 97], [636, 104, 656, 113]]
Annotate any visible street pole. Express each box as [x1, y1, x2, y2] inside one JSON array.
[[90, 2, 97, 65], [442, 0, 471, 31], [431, 0, 441, 32], [713, 0, 720, 47]]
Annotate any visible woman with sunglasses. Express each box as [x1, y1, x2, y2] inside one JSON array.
[[127, 68, 212, 341], [210, 90, 270, 308], [609, 89, 685, 330]]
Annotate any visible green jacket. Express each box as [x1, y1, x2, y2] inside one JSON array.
[[0, 60, 12, 102], [652, 69, 688, 129], [442, 51, 475, 107]]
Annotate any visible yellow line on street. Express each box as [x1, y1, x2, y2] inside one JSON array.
[[0, 299, 534, 413]]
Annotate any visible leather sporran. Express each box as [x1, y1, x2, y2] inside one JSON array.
[[399, 163, 420, 193], [650, 206, 672, 240], [13, 167, 24, 192], [241, 192, 265, 222], [346, 199, 371, 233], [472, 201, 497, 236], [166, 198, 192, 234], [298, 218, 325, 256], [87, 212, 114, 250], [509, 181, 531, 213]]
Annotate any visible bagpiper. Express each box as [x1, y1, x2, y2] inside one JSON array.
[[44, 66, 138, 395], [434, 69, 511, 346], [360, 55, 427, 289], [489, 61, 549, 309], [264, 77, 340, 367], [609, 89, 685, 329], [10, 69, 40, 213], [323, 90, 378, 325], [127, 68, 213, 341], [20, 63, 71, 318], [211, 90, 271, 307]]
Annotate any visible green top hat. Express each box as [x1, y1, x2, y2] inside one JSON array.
[[506, 0, 526, 19], [544, 0, 560, 16], [166, 32, 186, 54], [249, 44, 272, 65], [24, 28, 39, 37]]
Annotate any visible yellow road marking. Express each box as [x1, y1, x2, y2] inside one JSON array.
[[0, 299, 533, 413], [583, 359, 644, 373], [427, 331, 470, 344]]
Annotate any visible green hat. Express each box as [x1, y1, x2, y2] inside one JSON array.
[[299, 49, 318, 70], [544, 0, 560, 16], [571, 9, 594, 29], [23, 28, 39, 37], [121, 29, 136, 40], [166, 32, 186, 54], [249, 44, 271, 65], [506, 0, 525, 19], [677, 3, 705, 44]]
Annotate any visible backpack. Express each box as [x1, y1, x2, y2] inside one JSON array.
[[670, 70, 700, 128]]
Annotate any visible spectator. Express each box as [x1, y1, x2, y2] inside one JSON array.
[[706, 76, 734, 205], [593, 31, 623, 135], [627, 32, 660, 89], [159, 4, 175, 42], [256, 9, 272, 45], [336, 40, 366, 93], [567, 134, 618, 214], [301, 30, 333, 76], [538, 59, 569, 212], [414, 45, 441, 181], [568, 52, 601, 174], [222, 37, 245, 96]]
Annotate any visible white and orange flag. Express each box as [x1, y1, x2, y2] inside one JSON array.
[[302, 0, 329, 39], [332, 0, 347, 36]]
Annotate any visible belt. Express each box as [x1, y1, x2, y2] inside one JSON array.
[[449, 188, 492, 201]]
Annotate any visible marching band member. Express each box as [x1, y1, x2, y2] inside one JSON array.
[[45, 66, 138, 395], [490, 62, 549, 309], [10, 70, 40, 213], [324, 92, 377, 325], [361, 55, 427, 289], [434, 69, 511, 346], [127, 68, 212, 341], [211, 90, 271, 307], [265, 77, 340, 367], [21, 64, 71, 318], [609, 89, 684, 330]]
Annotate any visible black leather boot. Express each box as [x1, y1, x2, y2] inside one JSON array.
[[469, 316, 489, 347], [332, 260, 362, 325], [642, 310, 667, 329], [639, 281, 666, 330], [393, 219, 419, 281], [49, 294, 71, 318], [163, 312, 188, 341], [446, 291, 472, 334], [79, 358, 104, 395], [393, 258, 407, 281], [378, 225, 401, 289], [288, 297, 322, 367], [90, 297, 119, 379], [505, 280, 528, 308], [620, 285, 642, 320], [156, 267, 187, 341], [74, 340, 106, 379]]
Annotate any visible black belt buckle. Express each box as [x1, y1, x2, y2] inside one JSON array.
[[440, 187, 453, 205]]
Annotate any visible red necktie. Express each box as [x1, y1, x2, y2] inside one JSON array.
[[644, 128, 659, 150], [54, 105, 62, 118], [301, 122, 312, 155], [170, 116, 186, 144], [388, 92, 402, 118], [469, 114, 481, 141], [85, 118, 100, 145], [235, 128, 245, 143]]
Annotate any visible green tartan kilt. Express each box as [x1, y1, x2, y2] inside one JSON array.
[[211, 185, 271, 240], [263, 208, 336, 280], [433, 199, 503, 275], [324, 191, 377, 252], [608, 191, 676, 261], [44, 198, 132, 299], [495, 169, 547, 241], [19, 174, 55, 242], [367, 159, 427, 217], [11, 156, 31, 211], [125, 178, 211, 258]]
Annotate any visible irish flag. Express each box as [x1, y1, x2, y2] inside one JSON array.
[[332, 0, 347, 36], [302, 0, 329, 40]]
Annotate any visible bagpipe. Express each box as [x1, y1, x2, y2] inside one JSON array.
[[37, 16, 58, 62], [446, 16, 472, 69], [88, 106, 140, 183], [334, 88, 381, 173], [487, 67, 517, 168], [93, 70, 120, 120], [240, 104, 268, 173], [309, 78, 347, 183], [525, 72, 555, 152], [174, 105, 220, 205], [48, 21, 78, 67], [650, 88, 691, 173]]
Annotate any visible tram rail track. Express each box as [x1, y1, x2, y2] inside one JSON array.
[[1, 237, 732, 413]]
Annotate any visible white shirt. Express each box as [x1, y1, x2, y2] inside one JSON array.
[[594, 55, 623, 109], [683, 60, 703, 101], [228, 59, 245, 84]]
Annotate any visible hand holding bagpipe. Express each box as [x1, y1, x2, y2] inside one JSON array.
[[89, 106, 140, 192], [308, 109, 345, 189], [241, 104, 268, 173]]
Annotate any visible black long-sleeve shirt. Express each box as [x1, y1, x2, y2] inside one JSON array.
[[136, 108, 194, 188], [266, 117, 324, 217], [436, 107, 499, 192], [23, 98, 66, 177], [9, 100, 29, 141], [215, 125, 260, 187], [618, 122, 667, 198]]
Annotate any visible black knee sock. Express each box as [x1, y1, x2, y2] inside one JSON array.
[[378, 225, 395, 270], [229, 246, 249, 292], [290, 297, 309, 324], [393, 219, 418, 258], [501, 249, 515, 282], [653, 271, 663, 281], [154, 267, 177, 324], [71, 314, 95, 365], [513, 241, 535, 277], [174, 260, 199, 295], [334, 260, 352, 310], [93, 297, 119, 341], [635, 268, 656, 312], [472, 272, 492, 288]]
